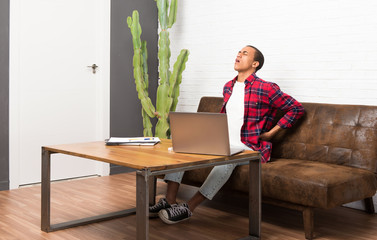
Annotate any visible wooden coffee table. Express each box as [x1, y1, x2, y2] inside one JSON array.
[[41, 139, 261, 239]]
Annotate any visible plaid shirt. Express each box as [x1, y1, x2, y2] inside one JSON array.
[[220, 73, 304, 163]]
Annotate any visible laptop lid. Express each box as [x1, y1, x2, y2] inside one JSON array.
[[169, 112, 243, 156]]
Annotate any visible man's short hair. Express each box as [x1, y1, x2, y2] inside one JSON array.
[[247, 45, 264, 72]]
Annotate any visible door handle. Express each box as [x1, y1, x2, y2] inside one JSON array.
[[87, 64, 98, 74]]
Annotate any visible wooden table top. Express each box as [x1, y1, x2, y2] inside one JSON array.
[[43, 139, 260, 171]]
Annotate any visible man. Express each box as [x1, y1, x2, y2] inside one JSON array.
[[149, 45, 305, 224]]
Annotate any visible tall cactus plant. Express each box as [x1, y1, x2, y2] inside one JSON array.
[[127, 0, 189, 139]]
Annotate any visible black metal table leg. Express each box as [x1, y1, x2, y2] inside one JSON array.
[[136, 170, 149, 240]]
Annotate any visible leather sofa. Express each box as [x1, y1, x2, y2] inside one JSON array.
[[178, 96, 377, 239]]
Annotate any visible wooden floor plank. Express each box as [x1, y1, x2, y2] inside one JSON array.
[[0, 172, 376, 239]]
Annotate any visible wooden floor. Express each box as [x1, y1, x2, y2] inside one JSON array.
[[0, 172, 376, 240]]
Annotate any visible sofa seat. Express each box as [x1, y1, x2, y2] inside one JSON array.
[[181, 159, 377, 210], [231, 159, 377, 209]]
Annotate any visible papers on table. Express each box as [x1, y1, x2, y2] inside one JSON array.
[[105, 137, 161, 146]]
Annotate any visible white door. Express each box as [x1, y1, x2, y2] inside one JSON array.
[[10, 0, 110, 188]]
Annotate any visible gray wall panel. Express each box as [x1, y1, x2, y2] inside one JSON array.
[[110, 0, 158, 174], [0, 0, 9, 190]]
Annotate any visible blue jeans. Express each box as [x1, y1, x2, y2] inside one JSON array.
[[164, 163, 240, 200]]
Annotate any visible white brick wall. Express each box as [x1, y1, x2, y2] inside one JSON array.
[[167, 0, 377, 211], [168, 0, 377, 112]]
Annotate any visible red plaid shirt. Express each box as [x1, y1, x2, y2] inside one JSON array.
[[220, 73, 304, 163]]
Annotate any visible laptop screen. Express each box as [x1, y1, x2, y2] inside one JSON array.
[[169, 112, 240, 156]]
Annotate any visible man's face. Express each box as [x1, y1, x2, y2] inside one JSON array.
[[234, 46, 258, 72]]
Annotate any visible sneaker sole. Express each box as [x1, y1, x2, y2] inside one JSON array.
[[158, 210, 190, 225]]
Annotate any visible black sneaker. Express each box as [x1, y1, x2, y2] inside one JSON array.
[[149, 198, 175, 218], [158, 203, 192, 224]]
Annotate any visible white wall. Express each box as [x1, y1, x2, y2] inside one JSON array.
[[169, 0, 377, 112], [168, 0, 377, 211]]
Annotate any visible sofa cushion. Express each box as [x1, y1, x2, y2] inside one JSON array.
[[271, 103, 377, 174], [229, 159, 377, 209]]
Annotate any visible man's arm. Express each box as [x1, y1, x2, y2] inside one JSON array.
[[259, 125, 282, 141], [269, 83, 305, 129], [259, 83, 304, 142]]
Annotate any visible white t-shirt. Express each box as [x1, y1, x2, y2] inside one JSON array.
[[225, 81, 252, 150]]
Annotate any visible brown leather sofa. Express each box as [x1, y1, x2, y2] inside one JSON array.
[[178, 96, 377, 239]]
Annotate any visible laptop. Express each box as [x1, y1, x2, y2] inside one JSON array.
[[169, 112, 244, 156]]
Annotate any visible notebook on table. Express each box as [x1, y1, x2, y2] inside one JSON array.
[[169, 112, 244, 156]]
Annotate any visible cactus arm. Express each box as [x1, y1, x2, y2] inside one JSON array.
[[157, 31, 171, 86], [134, 50, 155, 118], [141, 41, 149, 89], [127, 11, 142, 49], [155, 19, 171, 126], [128, 10, 156, 118], [155, 0, 168, 29], [156, 0, 171, 87], [155, 84, 170, 138], [155, 118, 169, 139], [168, 49, 189, 112], [134, 52, 156, 118], [167, 0, 177, 28], [154, 31, 171, 138], [142, 109, 153, 137], [155, 30, 171, 135]]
